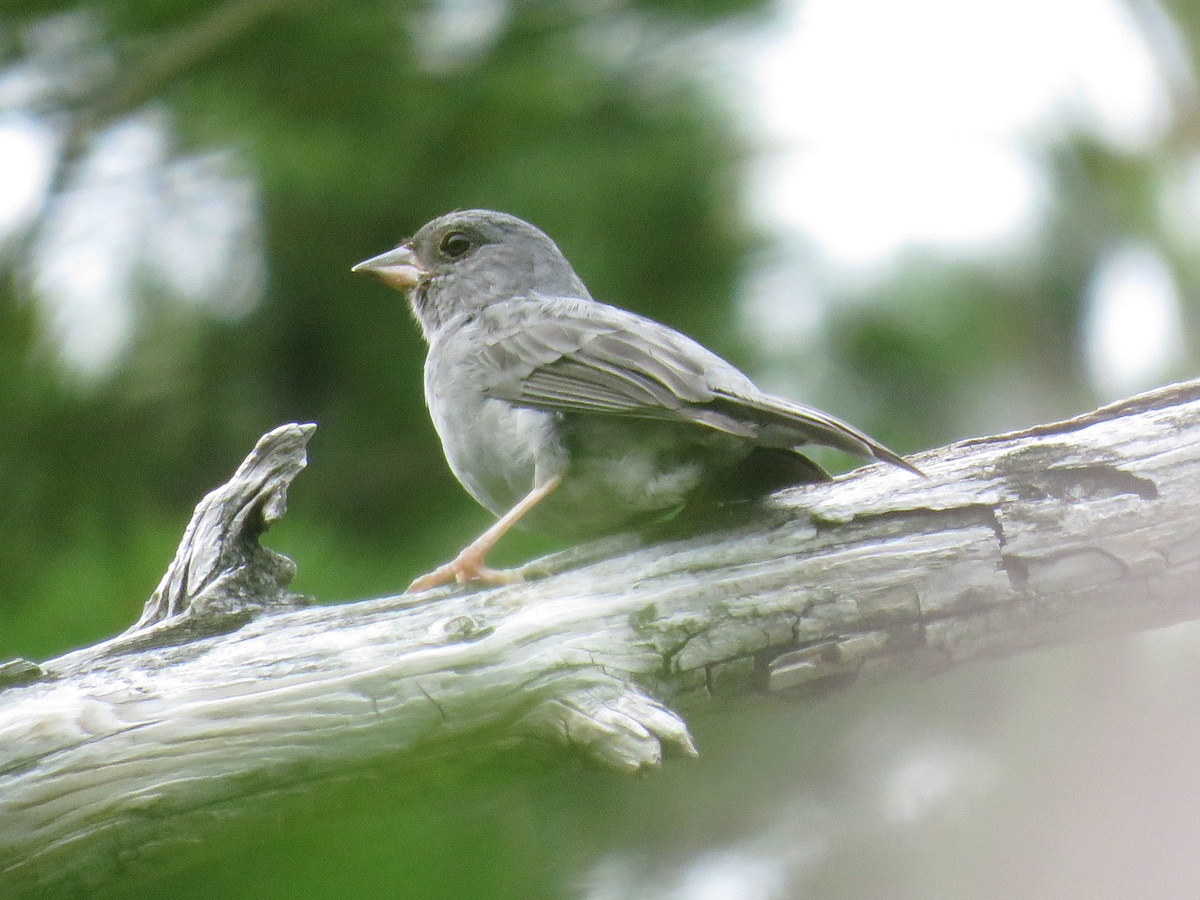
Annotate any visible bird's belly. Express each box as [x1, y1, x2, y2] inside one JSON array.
[[524, 416, 747, 537], [429, 396, 563, 518]]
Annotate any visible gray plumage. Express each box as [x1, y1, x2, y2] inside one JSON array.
[[355, 209, 919, 541]]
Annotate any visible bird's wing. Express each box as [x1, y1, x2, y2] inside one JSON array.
[[475, 295, 717, 409], [476, 296, 919, 472]]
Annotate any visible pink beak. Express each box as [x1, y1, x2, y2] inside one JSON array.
[[351, 243, 427, 291]]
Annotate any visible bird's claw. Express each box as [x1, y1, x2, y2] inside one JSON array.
[[406, 553, 526, 593]]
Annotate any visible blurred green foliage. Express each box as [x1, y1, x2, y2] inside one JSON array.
[[0, 0, 756, 658]]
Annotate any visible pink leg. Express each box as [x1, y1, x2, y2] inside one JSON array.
[[407, 475, 563, 593]]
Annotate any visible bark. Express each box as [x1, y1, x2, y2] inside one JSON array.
[[3, 380, 1200, 897]]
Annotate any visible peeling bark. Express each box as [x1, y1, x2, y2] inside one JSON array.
[[3, 381, 1200, 897]]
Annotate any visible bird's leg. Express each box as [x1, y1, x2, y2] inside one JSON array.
[[407, 474, 563, 593]]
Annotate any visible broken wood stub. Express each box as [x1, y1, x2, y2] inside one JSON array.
[[126, 422, 314, 636]]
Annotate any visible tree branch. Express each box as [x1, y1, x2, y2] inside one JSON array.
[[4, 381, 1200, 896]]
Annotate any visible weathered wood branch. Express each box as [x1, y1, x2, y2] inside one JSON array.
[[4, 380, 1200, 896]]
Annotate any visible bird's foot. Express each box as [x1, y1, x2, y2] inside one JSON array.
[[406, 551, 525, 593]]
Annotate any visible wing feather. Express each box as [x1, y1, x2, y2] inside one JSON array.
[[473, 296, 920, 473]]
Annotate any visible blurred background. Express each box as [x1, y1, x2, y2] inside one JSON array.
[[4, 0, 1200, 897]]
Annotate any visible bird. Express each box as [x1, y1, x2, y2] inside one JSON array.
[[352, 209, 921, 592]]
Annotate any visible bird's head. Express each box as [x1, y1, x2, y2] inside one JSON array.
[[352, 209, 590, 340]]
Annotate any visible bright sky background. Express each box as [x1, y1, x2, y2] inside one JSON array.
[[731, 0, 1191, 402], [0, 0, 1192, 399], [743, 0, 1173, 266], [0, 113, 53, 237]]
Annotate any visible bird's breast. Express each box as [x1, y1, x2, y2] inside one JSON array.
[[426, 383, 562, 518]]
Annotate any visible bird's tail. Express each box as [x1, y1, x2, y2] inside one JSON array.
[[707, 390, 924, 477]]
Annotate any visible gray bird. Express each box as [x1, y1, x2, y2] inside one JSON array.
[[353, 210, 921, 592]]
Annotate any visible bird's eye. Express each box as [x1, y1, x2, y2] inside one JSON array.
[[439, 231, 472, 259]]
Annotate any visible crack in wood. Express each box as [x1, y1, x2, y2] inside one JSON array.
[[1013, 464, 1158, 503], [415, 681, 448, 724], [812, 503, 1007, 543]]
